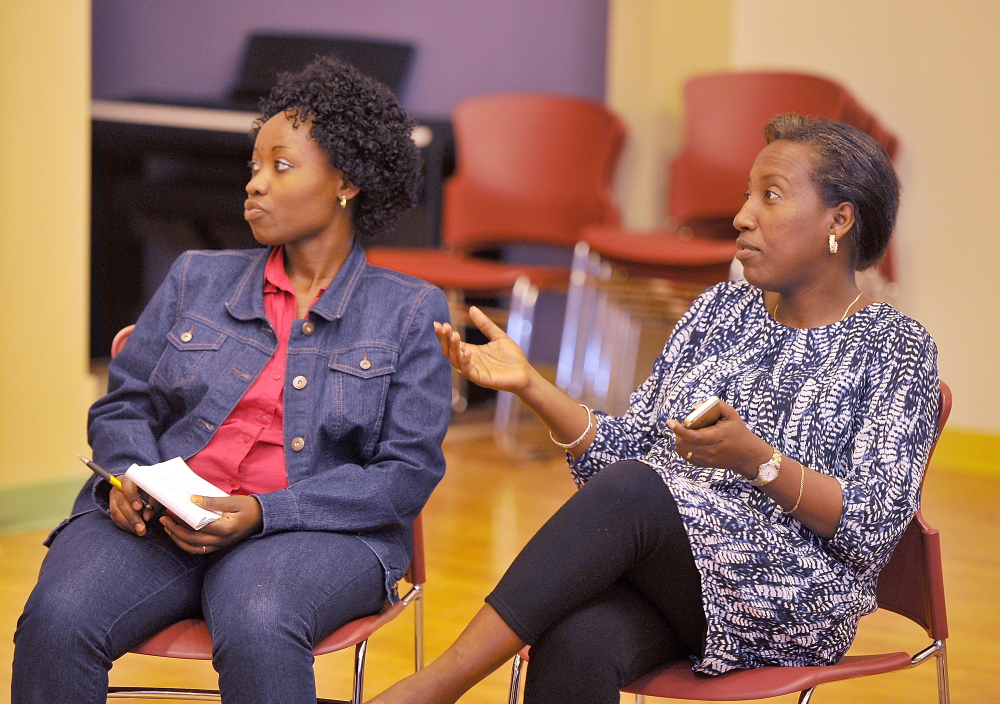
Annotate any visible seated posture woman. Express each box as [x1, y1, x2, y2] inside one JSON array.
[[12, 57, 451, 704], [370, 114, 940, 704]]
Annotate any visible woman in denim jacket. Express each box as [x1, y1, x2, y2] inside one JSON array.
[[12, 57, 451, 704]]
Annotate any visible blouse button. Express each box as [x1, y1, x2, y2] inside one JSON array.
[[180, 331, 193, 343], [291, 437, 305, 451], [292, 375, 308, 389], [301, 321, 315, 335]]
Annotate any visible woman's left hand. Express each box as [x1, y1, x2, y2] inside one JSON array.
[[160, 495, 263, 555], [667, 400, 774, 478]]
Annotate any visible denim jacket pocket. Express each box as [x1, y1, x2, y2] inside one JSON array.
[[151, 319, 227, 389], [328, 344, 398, 421]]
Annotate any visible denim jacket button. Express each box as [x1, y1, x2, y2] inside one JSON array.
[[180, 331, 193, 342], [301, 321, 315, 335], [292, 375, 308, 389], [291, 437, 305, 451]]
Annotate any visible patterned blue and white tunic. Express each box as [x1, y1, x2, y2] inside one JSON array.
[[571, 281, 940, 675]]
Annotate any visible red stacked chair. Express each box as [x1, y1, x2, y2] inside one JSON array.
[[368, 93, 626, 450]]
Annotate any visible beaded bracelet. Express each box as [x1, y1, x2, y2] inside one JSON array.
[[780, 459, 806, 514], [549, 404, 593, 450]]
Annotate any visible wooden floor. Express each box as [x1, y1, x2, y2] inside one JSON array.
[[1, 411, 999, 703]]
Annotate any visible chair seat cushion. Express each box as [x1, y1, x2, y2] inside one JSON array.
[[131, 601, 408, 660], [583, 225, 739, 267], [621, 652, 914, 700], [366, 248, 567, 291]]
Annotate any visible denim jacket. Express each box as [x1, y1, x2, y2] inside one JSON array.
[[61, 243, 452, 599]]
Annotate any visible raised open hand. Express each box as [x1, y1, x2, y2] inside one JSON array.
[[434, 306, 533, 394]]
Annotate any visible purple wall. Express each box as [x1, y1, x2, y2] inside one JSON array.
[[92, 0, 608, 119]]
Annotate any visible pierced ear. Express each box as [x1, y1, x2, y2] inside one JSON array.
[[832, 202, 855, 240], [339, 179, 361, 203]]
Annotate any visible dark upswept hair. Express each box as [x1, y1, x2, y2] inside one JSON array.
[[254, 56, 422, 244], [764, 113, 899, 270]]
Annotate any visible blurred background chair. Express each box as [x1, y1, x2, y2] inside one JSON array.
[[105, 325, 427, 704], [509, 382, 953, 704], [560, 70, 900, 413], [368, 92, 626, 451]]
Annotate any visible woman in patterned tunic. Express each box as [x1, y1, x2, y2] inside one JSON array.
[[368, 114, 940, 704]]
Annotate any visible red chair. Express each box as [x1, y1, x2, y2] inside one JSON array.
[[105, 325, 428, 703], [560, 71, 901, 411], [510, 382, 953, 704], [367, 92, 626, 450]]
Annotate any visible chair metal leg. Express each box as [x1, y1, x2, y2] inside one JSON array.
[[935, 640, 950, 704], [909, 638, 950, 704], [557, 241, 591, 391], [413, 585, 424, 671], [634, 694, 646, 704], [351, 639, 369, 704], [495, 276, 539, 454], [797, 686, 817, 703], [508, 653, 526, 704], [580, 262, 612, 404]]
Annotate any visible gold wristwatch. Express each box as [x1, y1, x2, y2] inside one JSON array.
[[749, 448, 782, 487]]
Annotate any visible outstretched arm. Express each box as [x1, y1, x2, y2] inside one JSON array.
[[435, 306, 595, 458]]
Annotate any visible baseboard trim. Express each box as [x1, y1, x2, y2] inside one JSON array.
[[0, 478, 83, 534]]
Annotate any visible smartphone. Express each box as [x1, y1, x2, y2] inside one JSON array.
[[682, 395, 722, 429]]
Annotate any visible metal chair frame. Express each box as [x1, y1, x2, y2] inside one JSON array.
[[557, 242, 707, 414]]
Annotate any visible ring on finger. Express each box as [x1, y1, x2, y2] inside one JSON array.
[[686, 451, 693, 460], [202, 545, 207, 554]]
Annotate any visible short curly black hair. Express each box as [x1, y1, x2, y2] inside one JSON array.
[[764, 114, 899, 270], [254, 55, 422, 244]]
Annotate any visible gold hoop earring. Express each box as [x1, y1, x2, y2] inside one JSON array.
[[338, 194, 348, 209], [829, 233, 838, 254]]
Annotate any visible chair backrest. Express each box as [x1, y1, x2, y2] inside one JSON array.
[[110, 323, 136, 359], [874, 381, 952, 640], [442, 92, 626, 252], [668, 71, 898, 229], [406, 513, 426, 586]]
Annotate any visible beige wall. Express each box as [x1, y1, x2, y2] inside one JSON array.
[[608, 0, 1000, 436], [606, 0, 732, 229], [730, 0, 1000, 435], [0, 0, 98, 491]]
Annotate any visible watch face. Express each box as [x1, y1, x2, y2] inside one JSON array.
[[751, 459, 780, 486]]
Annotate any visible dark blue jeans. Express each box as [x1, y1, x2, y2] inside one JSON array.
[[12, 510, 385, 704]]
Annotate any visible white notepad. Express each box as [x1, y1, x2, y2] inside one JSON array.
[[125, 457, 228, 530]]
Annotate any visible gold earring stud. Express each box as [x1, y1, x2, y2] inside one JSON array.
[[829, 233, 838, 254], [339, 194, 348, 209]]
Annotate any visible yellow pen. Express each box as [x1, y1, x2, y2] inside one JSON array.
[[77, 455, 123, 491]]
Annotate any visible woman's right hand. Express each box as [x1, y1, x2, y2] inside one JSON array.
[[108, 476, 158, 536], [434, 306, 532, 394]]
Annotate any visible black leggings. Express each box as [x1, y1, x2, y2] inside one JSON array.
[[486, 460, 706, 704]]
